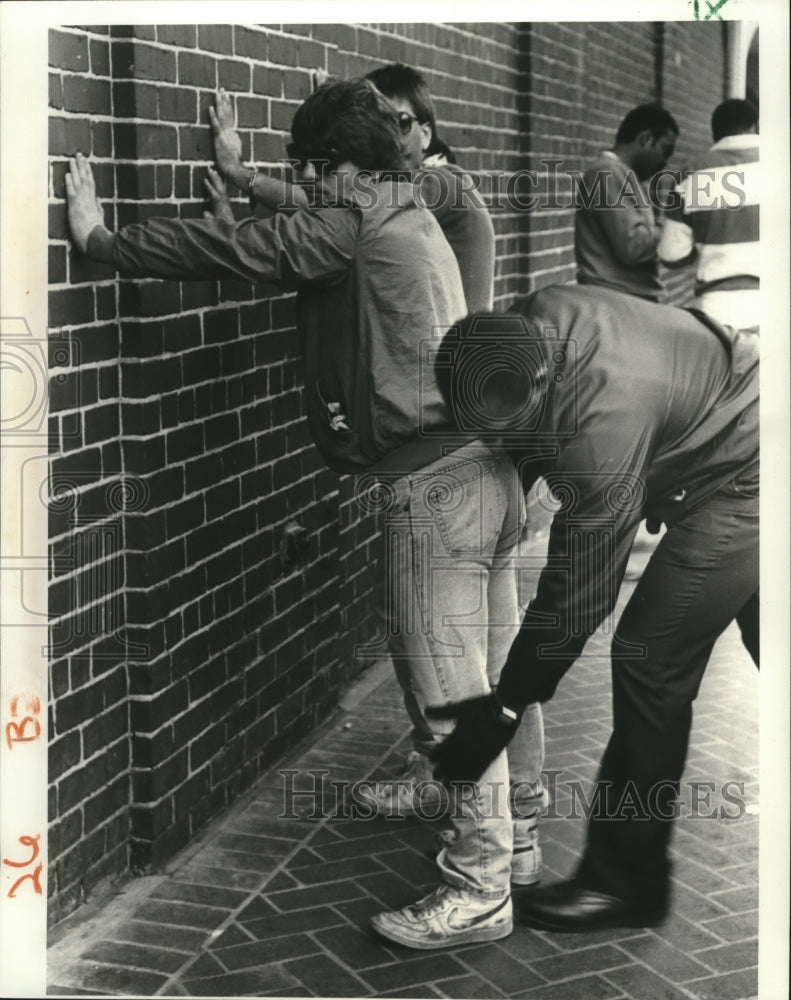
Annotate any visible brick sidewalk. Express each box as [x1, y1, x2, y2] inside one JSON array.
[[48, 535, 759, 999]]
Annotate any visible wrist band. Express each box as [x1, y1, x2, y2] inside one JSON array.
[[248, 165, 259, 206], [492, 692, 520, 727]]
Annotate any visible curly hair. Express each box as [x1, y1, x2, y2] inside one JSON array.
[[615, 103, 679, 144], [288, 78, 403, 171]]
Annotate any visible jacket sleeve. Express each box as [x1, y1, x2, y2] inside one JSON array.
[[592, 167, 662, 266], [496, 431, 651, 709], [108, 209, 359, 286]]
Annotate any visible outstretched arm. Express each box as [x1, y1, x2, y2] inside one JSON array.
[[209, 88, 309, 213], [65, 154, 356, 284]]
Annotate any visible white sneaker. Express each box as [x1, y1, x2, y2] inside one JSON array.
[[511, 814, 542, 886], [369, 750, 443, 815], [371, 883, 512, 950]]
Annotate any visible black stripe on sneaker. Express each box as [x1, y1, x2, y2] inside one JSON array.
[[467, 895, 510, 927]]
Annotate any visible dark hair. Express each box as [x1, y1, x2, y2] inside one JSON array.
[[365, 62, 456, 163], [615, 103, 679, 143], [711, 98, 759, 142], [288, 78, 403, 171]]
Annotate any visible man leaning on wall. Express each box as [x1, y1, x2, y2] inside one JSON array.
[[204, 65, 548, 860], [574, 103, 679, 302], [65, 76, 544, 951]]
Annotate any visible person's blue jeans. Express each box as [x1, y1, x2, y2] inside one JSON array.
[[382, 441, 546, 897]]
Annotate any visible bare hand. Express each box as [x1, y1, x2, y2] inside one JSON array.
[[64, 153, 105, 254], [209, 88, 243, 178], [202, 167, 235, 223]]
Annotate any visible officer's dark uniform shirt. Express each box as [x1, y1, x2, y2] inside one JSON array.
[[494, 284, 758, 708]]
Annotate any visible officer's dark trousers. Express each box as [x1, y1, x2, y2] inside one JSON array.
[[577, 482, 759, 906]]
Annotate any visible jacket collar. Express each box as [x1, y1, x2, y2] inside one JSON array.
[[711, 133, 759, 152]]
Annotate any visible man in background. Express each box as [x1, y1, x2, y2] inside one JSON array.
[[659, 98, 759, 333], [575, 103, 679, 301]]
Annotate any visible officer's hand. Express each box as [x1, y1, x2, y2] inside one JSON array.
[[426, 694, 520, 785]]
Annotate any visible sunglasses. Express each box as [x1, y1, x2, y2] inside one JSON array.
[[397, 111, 420, 135]]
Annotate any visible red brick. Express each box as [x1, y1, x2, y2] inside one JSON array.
[[218, 58, 251, 92], [50, 30, 89, 72], [177, 124, 214, 161], [156, 25, 197, 48], [235, 26, 268, 60], [91, 120, 113, 157], [49, 286, 95, 328], [49, 72, 63, 109], [198, 24, 234, 55], [49, 116, 92, 157], [83, 773, 129, 831], [114, 121, 178, 159], [112, 79, 158, 119], [111, 40, 177, 83], [158, 86, 198, 123], [178, 50, 217, 88], [90, 38, 110, 76]]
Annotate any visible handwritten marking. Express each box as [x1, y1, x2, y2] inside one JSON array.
[[5, 692, 42, 748], [691, 0, 729, 19], [3, 835, 43, 897]]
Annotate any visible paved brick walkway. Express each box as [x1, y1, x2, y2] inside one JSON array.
[[48, 532, 759, 999]]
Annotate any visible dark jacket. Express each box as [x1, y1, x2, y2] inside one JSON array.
[[574, 151, 665, 301], [481, 285, 758, 707]]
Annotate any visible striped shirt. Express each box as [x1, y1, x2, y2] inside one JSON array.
[[658, 133, 759, 297]]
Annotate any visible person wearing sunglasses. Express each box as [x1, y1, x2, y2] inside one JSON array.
[[208, 65, 497, 319], [365, 62, 496, 318], [66, 75, 534, 951], [362, 59, 546, 867]]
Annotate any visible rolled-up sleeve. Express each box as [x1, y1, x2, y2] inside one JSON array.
[[109, 209, 359, 286]]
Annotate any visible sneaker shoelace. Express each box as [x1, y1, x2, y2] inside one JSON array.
[[412, 885, 454, 917]]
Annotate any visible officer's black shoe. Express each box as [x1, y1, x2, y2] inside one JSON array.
[[515, 879, 667, 932]]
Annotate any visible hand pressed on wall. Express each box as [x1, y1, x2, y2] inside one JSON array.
[[203, 166, 236, 224], [208, 88, 244, 178], [64, 153, 105, 254]]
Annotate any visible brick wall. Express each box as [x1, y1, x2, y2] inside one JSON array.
[[47, 20, 728, 926], [519, 21, 727, 299]]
